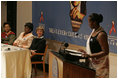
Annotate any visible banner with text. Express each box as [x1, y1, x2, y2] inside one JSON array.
[[32, 1, 117, 53]]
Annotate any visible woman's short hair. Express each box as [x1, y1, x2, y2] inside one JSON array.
[[3, 22, 11, 28], [24, 22, 33, 31], [36, 26, 45, 34], [89, 13, 103, 24]]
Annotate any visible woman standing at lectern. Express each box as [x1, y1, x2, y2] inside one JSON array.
[[78, 13, 109, 78]]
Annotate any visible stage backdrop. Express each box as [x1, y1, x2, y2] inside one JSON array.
[[32, 1, 117, 53]]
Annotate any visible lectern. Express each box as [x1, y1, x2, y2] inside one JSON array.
[[49, 51, 95, 78]]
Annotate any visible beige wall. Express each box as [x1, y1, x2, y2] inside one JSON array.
[[17, 1, 32, 37], [1, 2, 7, 31]]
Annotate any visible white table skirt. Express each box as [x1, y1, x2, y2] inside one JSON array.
[[1, 44, 32, 78]]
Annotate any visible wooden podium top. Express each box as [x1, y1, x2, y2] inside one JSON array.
[[51, 51, 95, 71]]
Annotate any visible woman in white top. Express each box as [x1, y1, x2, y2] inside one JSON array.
[[78, 13, 109, 78], [13, 22, 34, 48]]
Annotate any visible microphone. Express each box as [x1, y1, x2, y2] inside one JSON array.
[[64, 43, 69, 48], [76, 33, 78, 36], [59, 42, 69, 54]]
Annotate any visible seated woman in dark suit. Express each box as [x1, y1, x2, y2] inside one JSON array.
[[29, 26, 46, 61]]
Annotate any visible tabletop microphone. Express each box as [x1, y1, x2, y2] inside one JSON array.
[[64, 43, 69, 48]]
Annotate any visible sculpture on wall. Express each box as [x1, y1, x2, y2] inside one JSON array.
[[70, 1, 86, 32]]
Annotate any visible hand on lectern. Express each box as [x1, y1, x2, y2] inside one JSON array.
[[78, 49, 90, 58], [81, 53, 90, 58], [78, 49, 86, 54]]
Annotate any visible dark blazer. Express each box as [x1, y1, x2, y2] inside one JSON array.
[[29, 36, 46, 61], [29, 37, 46, 53]]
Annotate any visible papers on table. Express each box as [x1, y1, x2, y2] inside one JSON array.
[[1, 44, 8, 47], [65, 49, 82, 56], [2, 47, 23, 51], [69, 53, 82, 56], [1, 44, 24, 52]]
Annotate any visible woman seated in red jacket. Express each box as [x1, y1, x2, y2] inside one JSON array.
[[1, 22, 16, 45]]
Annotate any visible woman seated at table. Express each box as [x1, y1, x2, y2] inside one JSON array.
[[1, 22, 16, 45], [13, 22, 34, 48], [29, 26, 46, 61]]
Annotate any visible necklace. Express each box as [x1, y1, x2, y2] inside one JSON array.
[[94, 26, 102, 32]]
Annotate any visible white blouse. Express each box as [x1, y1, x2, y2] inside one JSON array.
[[86, 29, 95, 55], [14, 32, 34, 48]]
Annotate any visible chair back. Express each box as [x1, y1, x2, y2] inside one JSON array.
[[43, 44, 48, 61]]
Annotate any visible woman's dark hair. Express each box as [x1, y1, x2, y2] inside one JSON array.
[[24, 22, 33, 32], [3, 22, 11, 28], [89, 13, 103, 24]]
